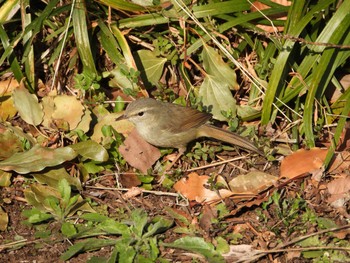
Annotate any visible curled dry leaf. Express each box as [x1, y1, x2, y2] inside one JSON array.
[[326, 176, 350, 208], [280, 148, 328, 179], [119, 128, 161, 174], [174, 172, 233, 204]]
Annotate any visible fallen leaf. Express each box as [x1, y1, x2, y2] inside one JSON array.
[[12, 82, 43, 126], [250, 0, 291, 32], [222, 244, 260, 262], [0, 145, 77, 174], [199, 204, 217, 233], [174, 172, 233, 203], [91, 112, 134, 143], [326, 176, 350, 208], [0, 206, 8, 231], [52, 95, 84, 130], [119, 128, 161, 173], [119, 173, 141, 188], [0, 126, 23, 159], [0, 79, 19, 121], [328, 151, 350, 174], [69, 140, 108, 162], [229, 171, 277, 194], [280, 148, 328, 179]]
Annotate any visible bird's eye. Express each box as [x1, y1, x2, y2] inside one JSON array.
[[138, 111, 144, 117]]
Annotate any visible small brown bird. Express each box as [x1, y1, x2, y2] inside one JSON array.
[[118, 98, 263, 156]]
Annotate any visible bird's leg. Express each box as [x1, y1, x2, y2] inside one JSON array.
[[157, 147, 185, 184]]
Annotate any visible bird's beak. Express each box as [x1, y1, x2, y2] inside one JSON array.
[[115, 114, 127, 121]]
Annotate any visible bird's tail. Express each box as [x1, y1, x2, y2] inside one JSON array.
[[198, 124, 263, 155]]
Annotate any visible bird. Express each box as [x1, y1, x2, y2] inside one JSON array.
[[117, 98, 263, 157]]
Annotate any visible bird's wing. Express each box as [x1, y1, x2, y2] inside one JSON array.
[[162, 104, 212, 133]]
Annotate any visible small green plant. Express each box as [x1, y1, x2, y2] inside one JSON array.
[[23, 179, 92, 224], [74, 71, 101, 91], [186, 142, 223, 165], [60, 209, 174, 261]]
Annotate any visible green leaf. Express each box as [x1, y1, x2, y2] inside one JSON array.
[[44, 196, 62, 218], [199, 75, 236, 121], [164, 236, 225, 263], [22, 208, 53, 224], [72, 0, 97, 76], [131, 209, 148, 237], [202, 45, 238, 90], [98, 219, 130, 235], [58, 179, 71, 205], [143, 216, 174, 238], [69, 141, 108, 162], [114, 238, 136, 263], [32, 168, 82, 191], [12, 85, 43, 126], [136, 50, 166, 85], [61, 222, 77, 237], [81, 213, 111, 223], [0, 145, 77, 174], [61, 238, 117, 261]]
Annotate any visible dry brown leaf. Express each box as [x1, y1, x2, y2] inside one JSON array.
[[222, 244, 261, 262], [0, 79, 18, 120], [229, 171, 277, 195], [199, 204, 217, 233], [174, 172, 233, 203], [119, 128, 161, 173], [328, 151, 350, 174], [0, 78, 18, 94], [326, 175, 350, 208], [250, 0, 291, 32], [330, 74, 350, 103], [280, 148, 328, 179], [119, 173, 141, 188], [41, 96, 55, 128], [51, 95, 84, 130]]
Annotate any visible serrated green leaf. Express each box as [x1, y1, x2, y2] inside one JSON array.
[[137, 50, 166, 85], [199, 75, 236, 121], [202, 45, 238, 90]]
